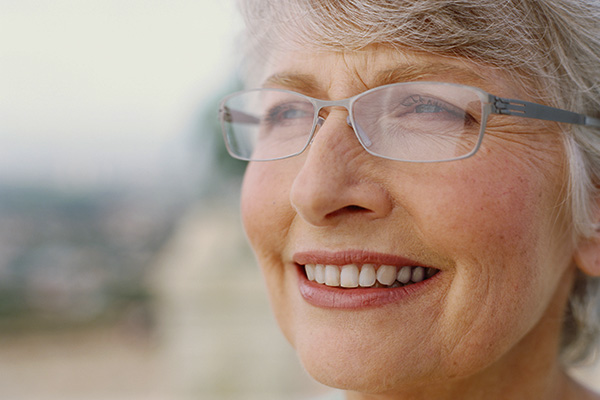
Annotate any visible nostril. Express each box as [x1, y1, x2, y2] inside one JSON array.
[[345, 205, 368, 212], [326, 205, 371, 219]]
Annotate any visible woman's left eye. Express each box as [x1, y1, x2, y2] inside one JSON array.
[[413, 103, 446, 114], [396, 94, 471, 122]]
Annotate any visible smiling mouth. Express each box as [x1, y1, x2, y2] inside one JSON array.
[[302, 263, 440, 289]]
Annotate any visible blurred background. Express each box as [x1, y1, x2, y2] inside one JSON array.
[[0, 1, 597, 399]]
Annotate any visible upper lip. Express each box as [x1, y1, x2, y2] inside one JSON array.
[[292, 249, 430, 268]]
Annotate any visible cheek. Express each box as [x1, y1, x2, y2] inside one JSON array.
[[410, 156, 559, 260], [405, 156, 571, 365], [241, 163, 293, 253], [240, 162, 297, 332], [431, 180, 533, 251]]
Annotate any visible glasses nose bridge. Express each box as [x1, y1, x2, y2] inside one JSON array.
[[313, 97, 353, 115], [312, 97, 371, 148], [313, 97, 354, 131]]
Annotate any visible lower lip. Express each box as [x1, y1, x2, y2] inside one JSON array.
[[296, 265, 439, 310]]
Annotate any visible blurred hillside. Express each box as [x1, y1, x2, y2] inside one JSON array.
[[0, 183, 180, 331]]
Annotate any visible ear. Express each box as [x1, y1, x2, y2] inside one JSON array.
[[574, 235, 600, 276]]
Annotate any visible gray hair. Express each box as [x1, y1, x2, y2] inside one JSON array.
[[237, 0, 600, 366]]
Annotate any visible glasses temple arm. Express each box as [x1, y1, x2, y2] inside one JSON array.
[[490, 96, 600, 128]]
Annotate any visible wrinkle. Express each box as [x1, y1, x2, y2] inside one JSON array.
[[444, 263, 491, 359], [482, 124, 565, 174]]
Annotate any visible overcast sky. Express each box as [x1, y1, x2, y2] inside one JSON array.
[[0, 0, 242, 190]]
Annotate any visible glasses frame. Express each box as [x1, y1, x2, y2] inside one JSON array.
[[219, 81, 600, 163]]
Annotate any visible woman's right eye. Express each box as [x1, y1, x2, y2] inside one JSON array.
[[263, 103, 313, 126]]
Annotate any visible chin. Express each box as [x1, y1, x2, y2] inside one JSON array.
[[295, 338, 440, 395], [284, 307, 455, 394]]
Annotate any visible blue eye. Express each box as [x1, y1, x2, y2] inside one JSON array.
[[264, 103, 314, 126], [281, 108, 311, 119], [414, 103, 445, 114], [395, 94, 475, 124]]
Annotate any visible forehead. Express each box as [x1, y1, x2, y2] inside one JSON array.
[[260, 45, 517, 99]]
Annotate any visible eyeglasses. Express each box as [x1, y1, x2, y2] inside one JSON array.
[[218, 82, 600, 162]]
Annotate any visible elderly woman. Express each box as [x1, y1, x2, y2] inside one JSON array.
[[219, 0, 600, 398]]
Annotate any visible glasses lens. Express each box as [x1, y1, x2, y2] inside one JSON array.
[[352, 83, 485, 162], [220, 89, 316, 160]]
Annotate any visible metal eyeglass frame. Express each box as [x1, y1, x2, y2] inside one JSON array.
[[219, 81, 600, 162]]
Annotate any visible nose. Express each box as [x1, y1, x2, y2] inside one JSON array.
[[289, 111, 393, 226]]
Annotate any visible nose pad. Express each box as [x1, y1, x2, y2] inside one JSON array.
[[311, 116, 325, 145], [346, 115, 373, 148], [317, 116, 325, 128]]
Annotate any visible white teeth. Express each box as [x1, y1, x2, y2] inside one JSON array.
[[340, 264, 359, 288], [305, 264, 316, 281], [397, 266, 412, 283], [315, 264, 325, 284], [359, 264, 376, 287], [325, 265, 340, 286], [305, 263, 438, 288], [377, 265, 397, 286], [411, 266, 425, 283]]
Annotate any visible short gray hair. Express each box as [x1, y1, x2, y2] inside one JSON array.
[[237, 0, 600, 366]]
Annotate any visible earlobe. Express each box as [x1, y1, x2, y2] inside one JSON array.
[[574, 235, 600, 276]]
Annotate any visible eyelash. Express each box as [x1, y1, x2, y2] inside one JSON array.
[[400, 95, 477, 124], [403, 95, 456, 112]]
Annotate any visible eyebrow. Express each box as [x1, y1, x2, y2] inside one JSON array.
[[262, 63, 487, 93], [263, 73, 321, 92], [374, 64, 487, 86]]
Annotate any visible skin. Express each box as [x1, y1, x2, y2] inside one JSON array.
[[240, 45, 600, 399]]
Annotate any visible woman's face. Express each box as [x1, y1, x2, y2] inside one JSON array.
[[241, 46, 576, 394]]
